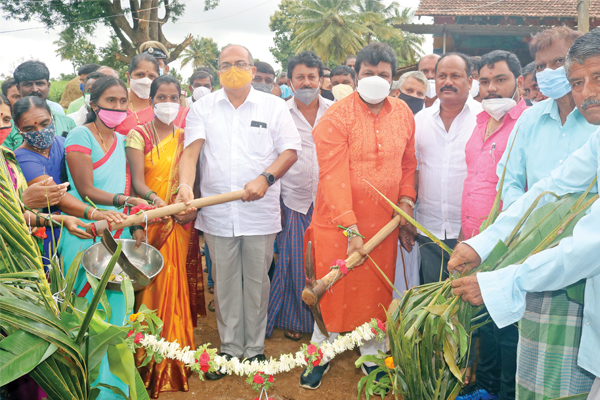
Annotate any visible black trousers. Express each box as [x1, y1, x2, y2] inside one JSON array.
[[477, 312, 518, 400], [418, 234, 457, 284]]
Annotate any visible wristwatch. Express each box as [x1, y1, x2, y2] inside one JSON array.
[[399, 198, 415, 209], [260, 172, 276, 186]]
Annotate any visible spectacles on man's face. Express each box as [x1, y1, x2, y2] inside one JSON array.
[[219, 61, 252, 72]]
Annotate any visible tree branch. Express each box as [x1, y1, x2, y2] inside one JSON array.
[[160, 0, 172, 24], [167, 34, 194, 63]]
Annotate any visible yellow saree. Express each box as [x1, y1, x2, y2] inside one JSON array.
[[126, 125, 203, 398]]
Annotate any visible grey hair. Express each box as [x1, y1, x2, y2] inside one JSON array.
[[218, 44, 254, 66], [391, 80, 402, 90], [398, 71, 429, 92], [277, 71, 287, 80], [565, 28, 600, 77]]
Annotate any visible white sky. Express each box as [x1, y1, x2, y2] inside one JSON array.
[[0, 0, 433, 80]]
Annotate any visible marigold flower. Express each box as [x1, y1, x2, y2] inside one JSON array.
[[128, 313, 140, 322], [385, 356, 395, 369]]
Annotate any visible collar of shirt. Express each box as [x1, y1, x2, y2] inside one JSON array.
[[429, 94, 480, 117], [215, 86, 261, 107], [287, 95, 331, 116], [353, 90, 394, 118], [540, 97, 584, 125]]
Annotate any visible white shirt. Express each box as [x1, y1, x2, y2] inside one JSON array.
[[281, 96, 332, 214], [67, 104, 89, 126], [185, 87, 302, 237], [414, 96, 482, 239]]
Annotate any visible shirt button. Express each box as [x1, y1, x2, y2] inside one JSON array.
[[376, 130, 379, 133], [563, 133, 566, 137]]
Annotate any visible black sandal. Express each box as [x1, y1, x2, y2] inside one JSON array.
[[285, 330, 303, 341], [208, 300, 215, 312]]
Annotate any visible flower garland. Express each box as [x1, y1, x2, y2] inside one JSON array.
[[129, 318, 386, 383]]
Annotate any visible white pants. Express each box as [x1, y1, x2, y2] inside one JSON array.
[[205, 233, 276, 359], [589, 377, 600, 400], [310, 322, 386, 367], [393, 239, 421, 299]]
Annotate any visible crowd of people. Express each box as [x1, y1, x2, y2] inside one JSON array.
[[1, 25, 599, 400]]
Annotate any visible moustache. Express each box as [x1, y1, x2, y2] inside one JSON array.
[[27, 92, 43, 98], [484, 94, 502, 100], [581, 98, 600, 110], [440, 85, 458, 93]]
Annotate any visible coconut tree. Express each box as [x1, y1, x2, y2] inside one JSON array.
[[180, 37, 219, 72], [291, 0, 372, 64]]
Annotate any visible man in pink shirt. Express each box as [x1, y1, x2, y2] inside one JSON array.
[[458, 50, 527, 400]]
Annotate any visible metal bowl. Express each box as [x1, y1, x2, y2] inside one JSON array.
[[82, 239, 164, 292]]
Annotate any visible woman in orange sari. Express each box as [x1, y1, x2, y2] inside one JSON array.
[[125, 75, 204, 398]]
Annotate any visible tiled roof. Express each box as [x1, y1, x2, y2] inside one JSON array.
[[416, 0, 600, 17]]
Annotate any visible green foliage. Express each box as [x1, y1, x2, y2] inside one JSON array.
[[269, 0, 299, 70], [54, 29, 100, 71], [0, 156, 161, 399], [48, 81, 69, 104], [357, 179, 597, 399], [268, 0, 423, 68], [180, 37, 219, 72], [168, 68, 184, 84]]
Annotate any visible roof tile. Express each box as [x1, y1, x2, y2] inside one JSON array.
[[416, 0, 600, 17]]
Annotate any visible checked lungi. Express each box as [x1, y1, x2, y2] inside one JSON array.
[[516, 290, 595, 399], [266, 202, 314, 336]]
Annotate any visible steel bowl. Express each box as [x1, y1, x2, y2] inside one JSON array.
[[82, 239, 164, 292]]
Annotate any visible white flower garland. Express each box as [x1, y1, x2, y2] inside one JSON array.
[[137, 319, 380, 377]]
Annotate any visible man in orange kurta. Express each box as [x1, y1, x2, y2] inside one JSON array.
[[300, 42, 418, 390]]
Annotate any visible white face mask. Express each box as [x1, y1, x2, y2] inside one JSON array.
[[469, 79, 480, 97], [130, 77, 153, 99], [84, 93, 91, 107], [481, 85, 518, 121], [426, 79, 437, 98], [154, 102, 180, 125], [332, 84, 354, 101], [357, 76, 390, 105], [192, 86, 211, 102]]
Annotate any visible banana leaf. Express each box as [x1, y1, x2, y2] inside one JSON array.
[[0, 330, 57, 386]]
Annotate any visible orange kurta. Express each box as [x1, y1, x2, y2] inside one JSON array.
[[128, 126, 200, 398], [306, 91, 417, 333]]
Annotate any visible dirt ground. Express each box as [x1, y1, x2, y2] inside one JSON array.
[[159, 236, 391, 400]]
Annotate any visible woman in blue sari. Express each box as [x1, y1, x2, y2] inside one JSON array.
[[59, 76, 148, 398], [12, 96, 126, 266]]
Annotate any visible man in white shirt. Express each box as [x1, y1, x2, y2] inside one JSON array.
[[266, 51, 332, 341], [175, 45, 301, 379], [418, 54, 441, 108], [414, 53, 482, 284]]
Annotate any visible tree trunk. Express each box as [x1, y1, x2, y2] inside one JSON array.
[[108, 0, 195, 65]]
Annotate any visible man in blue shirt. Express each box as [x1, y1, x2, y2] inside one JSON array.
[[487, 26, 597, 400], [450, 29, 600, 399]]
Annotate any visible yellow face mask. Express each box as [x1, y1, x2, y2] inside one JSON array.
[[220, 66, 253, 90]]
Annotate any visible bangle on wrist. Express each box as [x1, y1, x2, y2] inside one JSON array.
[[90, 208, 97, 220], [84, 205, 91, 220], [144, 190, 156, 201], [399, 198, 415, 209], [177, 183, 193, 194], [113, 193, 124, 208]]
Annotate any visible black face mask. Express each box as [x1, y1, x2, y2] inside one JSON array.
[[398, 92, 425, 115]]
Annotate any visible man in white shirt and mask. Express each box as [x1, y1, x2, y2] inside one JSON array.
[[266, 51, 332, 341], [414, 53, 482, 284], [418, 54, 440, 108], [67, 71, 105, 126], [175, 44, 301, 379]]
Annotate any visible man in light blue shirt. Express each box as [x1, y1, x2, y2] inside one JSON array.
[[450, 29, 600, 398]]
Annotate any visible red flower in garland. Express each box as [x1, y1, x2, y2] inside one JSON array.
[[312, 349, 324, 366], [200, 363, 210, 373], [126, 330, 135, 338], [268, 375, 274, 383], [199, 350, 210, 364], [376, 318, 385, 333], [331, 259, 348, 275], [253, 374, 265, 385], [134, 333, 144, 344], [306, 344, 317, 355]]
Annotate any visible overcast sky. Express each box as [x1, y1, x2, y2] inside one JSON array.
[[0, 0, 433, 80]]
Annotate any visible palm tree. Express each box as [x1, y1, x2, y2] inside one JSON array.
[[180, 37, 219, 72], [291, 0, 372, 64], [354, 0, 404, 44], [380, 7, 425, 66]]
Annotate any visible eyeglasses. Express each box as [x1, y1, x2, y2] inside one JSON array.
[[219, 62, 252, 72]]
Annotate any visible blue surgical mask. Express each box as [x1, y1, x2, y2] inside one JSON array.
[[159, 68, 164, 76], [21, 121, 56, 150], [536, 66, 571, 100], [80, 83, 84, 92]]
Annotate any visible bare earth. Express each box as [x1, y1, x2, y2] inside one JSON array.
[[159, 236, 389, 400]]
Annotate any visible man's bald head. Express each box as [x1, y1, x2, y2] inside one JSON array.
[[218, 45, 254, 66], [419, 54, 441, 80], [97, 66, 119, 79]]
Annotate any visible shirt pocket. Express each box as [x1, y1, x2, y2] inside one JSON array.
[[244, 125, 273, 159]]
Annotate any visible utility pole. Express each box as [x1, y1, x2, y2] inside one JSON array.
[[577, 0, 590, 33]]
